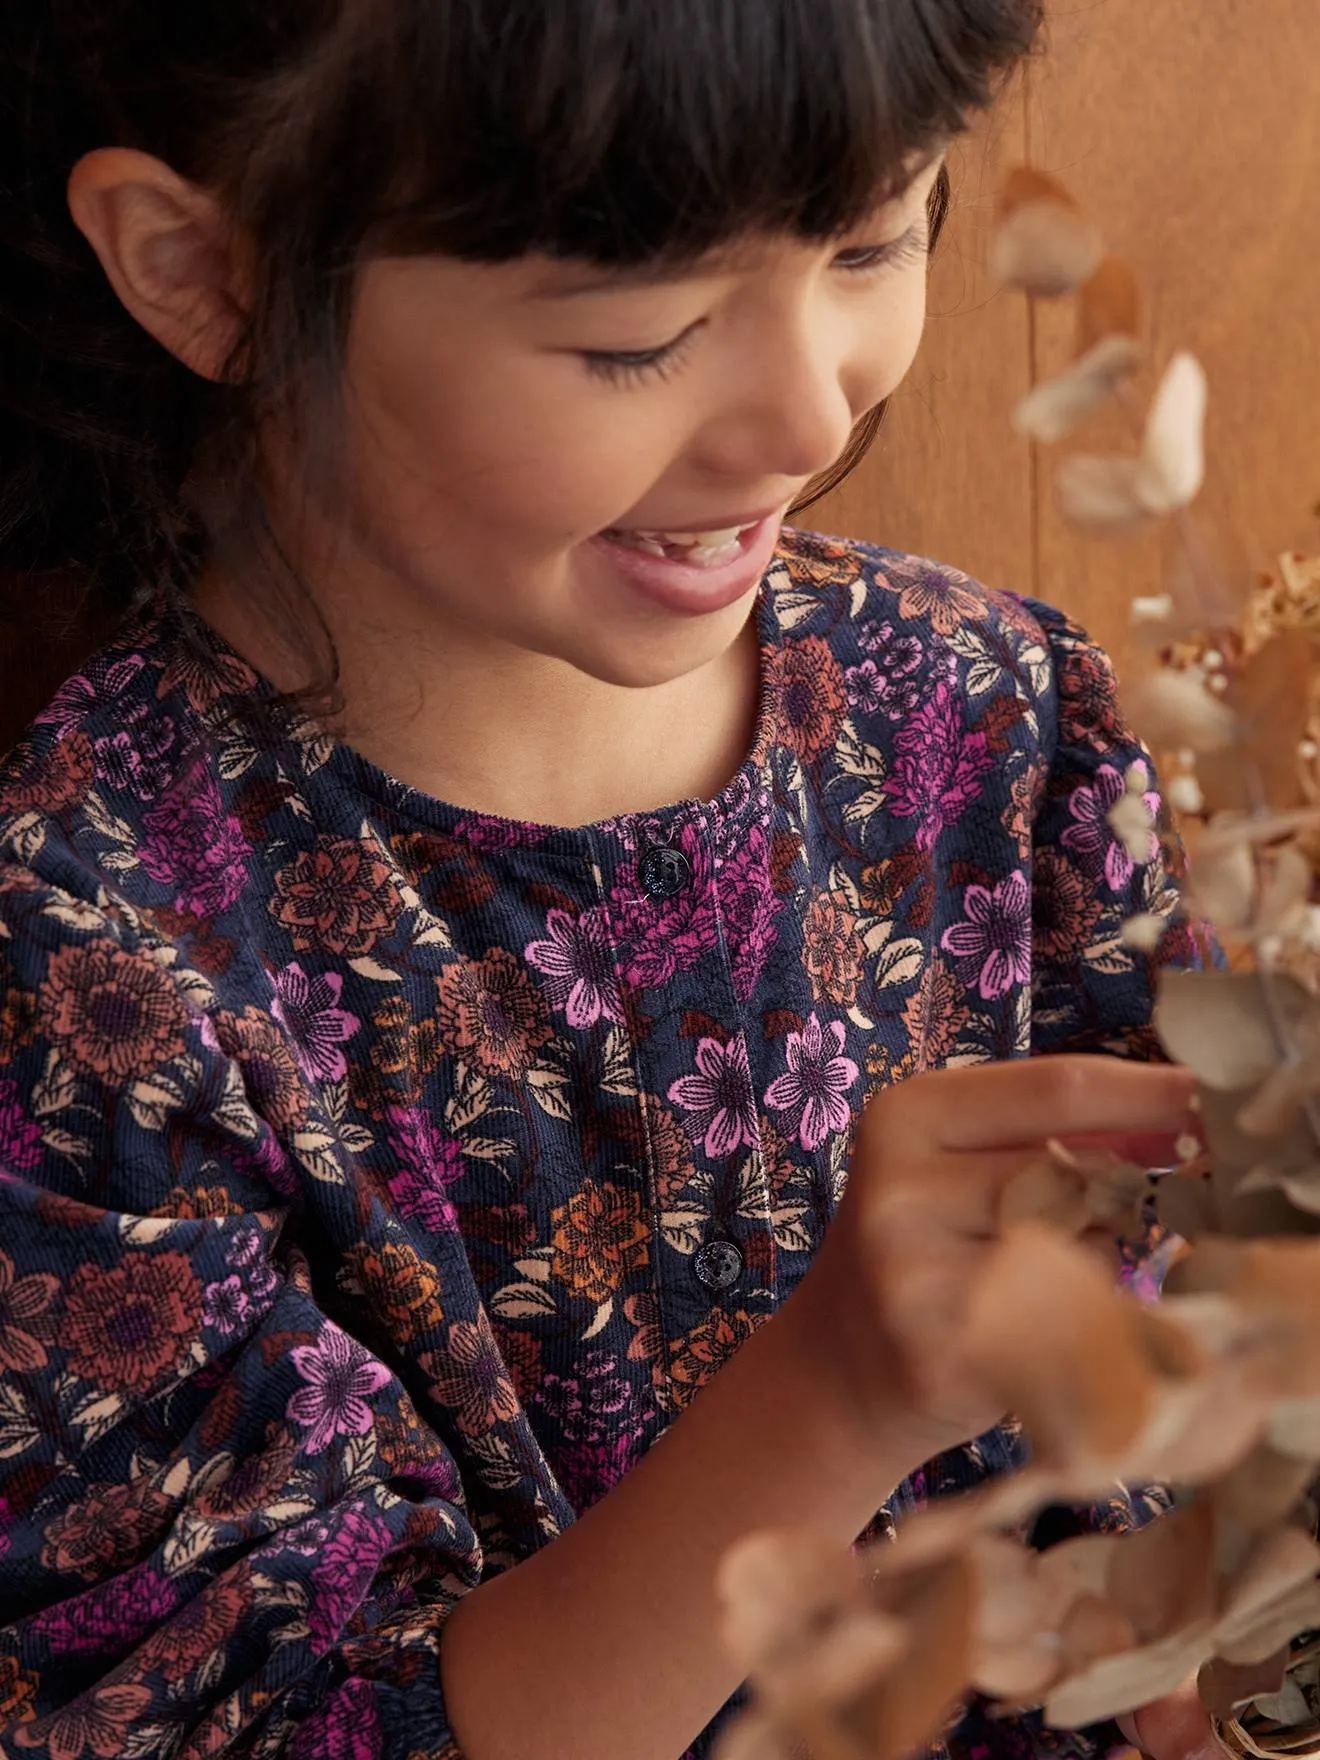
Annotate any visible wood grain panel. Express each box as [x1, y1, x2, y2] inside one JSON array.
[[813, 84, 1038, 600], [1028, 0, 1320, 686]]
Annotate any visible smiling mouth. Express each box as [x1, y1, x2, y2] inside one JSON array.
[[601, 522, 760, 569]]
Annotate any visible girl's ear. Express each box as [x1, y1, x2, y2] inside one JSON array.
[[67, 147, 249, 382]]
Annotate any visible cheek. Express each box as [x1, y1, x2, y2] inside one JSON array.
[[857, 273, 931, 408], [341, 318, 684, 549]]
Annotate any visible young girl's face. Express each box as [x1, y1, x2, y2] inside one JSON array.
[[311, 157, 944, 691]]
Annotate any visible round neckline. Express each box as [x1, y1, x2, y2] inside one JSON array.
[[177, 554, 789, 852]]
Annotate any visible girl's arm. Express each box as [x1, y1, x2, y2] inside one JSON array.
[[442, 1057, 1197, 1760]]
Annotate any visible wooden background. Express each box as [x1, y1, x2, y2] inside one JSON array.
[[817, 0, 1320, 690], [1, 0, 1318, 743]]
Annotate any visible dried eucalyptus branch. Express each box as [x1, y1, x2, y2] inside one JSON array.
[[716, 168, 1320, 1760]]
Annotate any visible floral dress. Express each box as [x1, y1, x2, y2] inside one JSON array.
[[0, 529, 1198, 1759]]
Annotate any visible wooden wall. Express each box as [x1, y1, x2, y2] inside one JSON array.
[[816, 0, 1320, 689]]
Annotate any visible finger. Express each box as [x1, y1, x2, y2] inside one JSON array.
[[883, 1058, 1196, 1153], [1123, 1680, 1224, 1760], [866, 1149, 1071, 1238]]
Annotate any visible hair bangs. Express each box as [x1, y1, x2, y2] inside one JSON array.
[[368, 0, 1041, 266]]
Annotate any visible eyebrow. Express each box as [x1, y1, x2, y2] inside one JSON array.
[[528, 145, 949, 302]]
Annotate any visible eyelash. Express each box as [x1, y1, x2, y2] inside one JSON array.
[[581, 223, 929, 387]]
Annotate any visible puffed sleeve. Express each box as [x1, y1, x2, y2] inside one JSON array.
[[1022, 596, 1210, 1064], [0, 872, 477, 1758]]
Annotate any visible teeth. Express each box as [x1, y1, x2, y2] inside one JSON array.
[[634, 525, 748, 549]]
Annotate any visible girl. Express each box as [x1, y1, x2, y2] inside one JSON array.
[[0, 3, 1217, 1758]]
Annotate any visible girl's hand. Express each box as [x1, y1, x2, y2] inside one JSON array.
[[793, 1055, 1197, 1458], [1121, 1677, 1227, 1760]]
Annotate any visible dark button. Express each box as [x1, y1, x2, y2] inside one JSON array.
[[638, 844, 692, 900], [693, 1239, 743, 1291]]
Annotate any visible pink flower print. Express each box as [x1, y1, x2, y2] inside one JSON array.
[[140, 764, 252, 918], [202, 1275, 251, 1337], [941, 871, 1033, 1000], [717, 827, 781, 1003], [0, 1076, 43, 1172], [454, 814, 549, 850], [765, 1014, 859, 1152], [290, 1680, 384, 1760], [307, 1507, 393, 1655], [385, 1106, 466, 1234], [883, 681, 994, 849], [287, 1323, 392, 1455], [525, 907, 624, 1028], [31, 1567, 180, 1658], [668, 1034, 758, 1158], [271, 962, 362, 1082], [36, 651, 147, 736], [1060, 763, 1160, 893], [611, 827, 719, 990]]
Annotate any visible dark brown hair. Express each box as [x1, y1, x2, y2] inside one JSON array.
[[0, 0, 1039, 635]]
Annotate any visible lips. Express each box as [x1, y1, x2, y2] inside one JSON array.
[[591, 511, 784, 617]]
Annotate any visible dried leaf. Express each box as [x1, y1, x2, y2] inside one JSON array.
[[1107, 1500, 1219, 1643], [1013, 335, 1143, 443], [1155, 970, 1314, 1091], [864, 1553, 975, 1760], [1123, 912, 1170, 952], [1212, 1444, 1316, 1531], [1216, 1526, 1320, 1662], [1181, 838, 1257, 934], [998, 1153, 1089, 1234], [1126, 670, 1239, 755], [1139, 352, 1209, 512], [1198, 633, 1315, 815], [962, 1224, 1153, 1466], [1198, 1650, 1290, 1720], [1079, 256, 1142, 350], [1266, 1394, 1320, 1460], [1109, 792, 1158, 864], [1045, 1625, 1216, 1727], [993, 171, 1104, 296], [1055, 454, 1156, 535], [1250, 1674, 1312, 1725]]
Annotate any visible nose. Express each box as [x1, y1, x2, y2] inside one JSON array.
[[697, 312, 865, 488]]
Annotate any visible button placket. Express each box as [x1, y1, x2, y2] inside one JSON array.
[[638, 844, 692, 899]]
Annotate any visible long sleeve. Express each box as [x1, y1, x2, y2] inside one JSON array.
[[1023, 596, 1207, 1063], [0, 876, 477, 1757]]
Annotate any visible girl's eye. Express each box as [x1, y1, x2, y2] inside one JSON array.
[[581, 324, 702, 387], [833, 223, 929, 276]]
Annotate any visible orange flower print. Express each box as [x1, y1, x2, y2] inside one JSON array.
[[0, 1653, 39, 1722], [62, 1251, 201, 1396], [343, 1241, 444, 1342], [669, 1309, 760, 1404], [435, 948, 552, 1078], [801, 887, 866, 1007], [639, 1094, 694, 1208], [41, 1478, 172, 1577], [214, 1005, 309, 1133], [421, 1313, 521, 1437], [41, 941, 188, 1083], [0, 1247, 58, 1372], [1, 729, 94, 815], [763, 637, 847, 764], [901, 955, 967, 1072], [13, 1683, 153, 1757], [550, 1180, 649, 1304], [885, 558, 988, 636], [270, 834, 404, 957], [136, 1572, 252, 1675]]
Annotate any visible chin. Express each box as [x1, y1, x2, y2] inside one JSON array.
[[554, 611, 753, 692]]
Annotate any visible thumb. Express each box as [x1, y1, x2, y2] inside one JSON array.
[[1118, 1680, 1225, 1760]]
